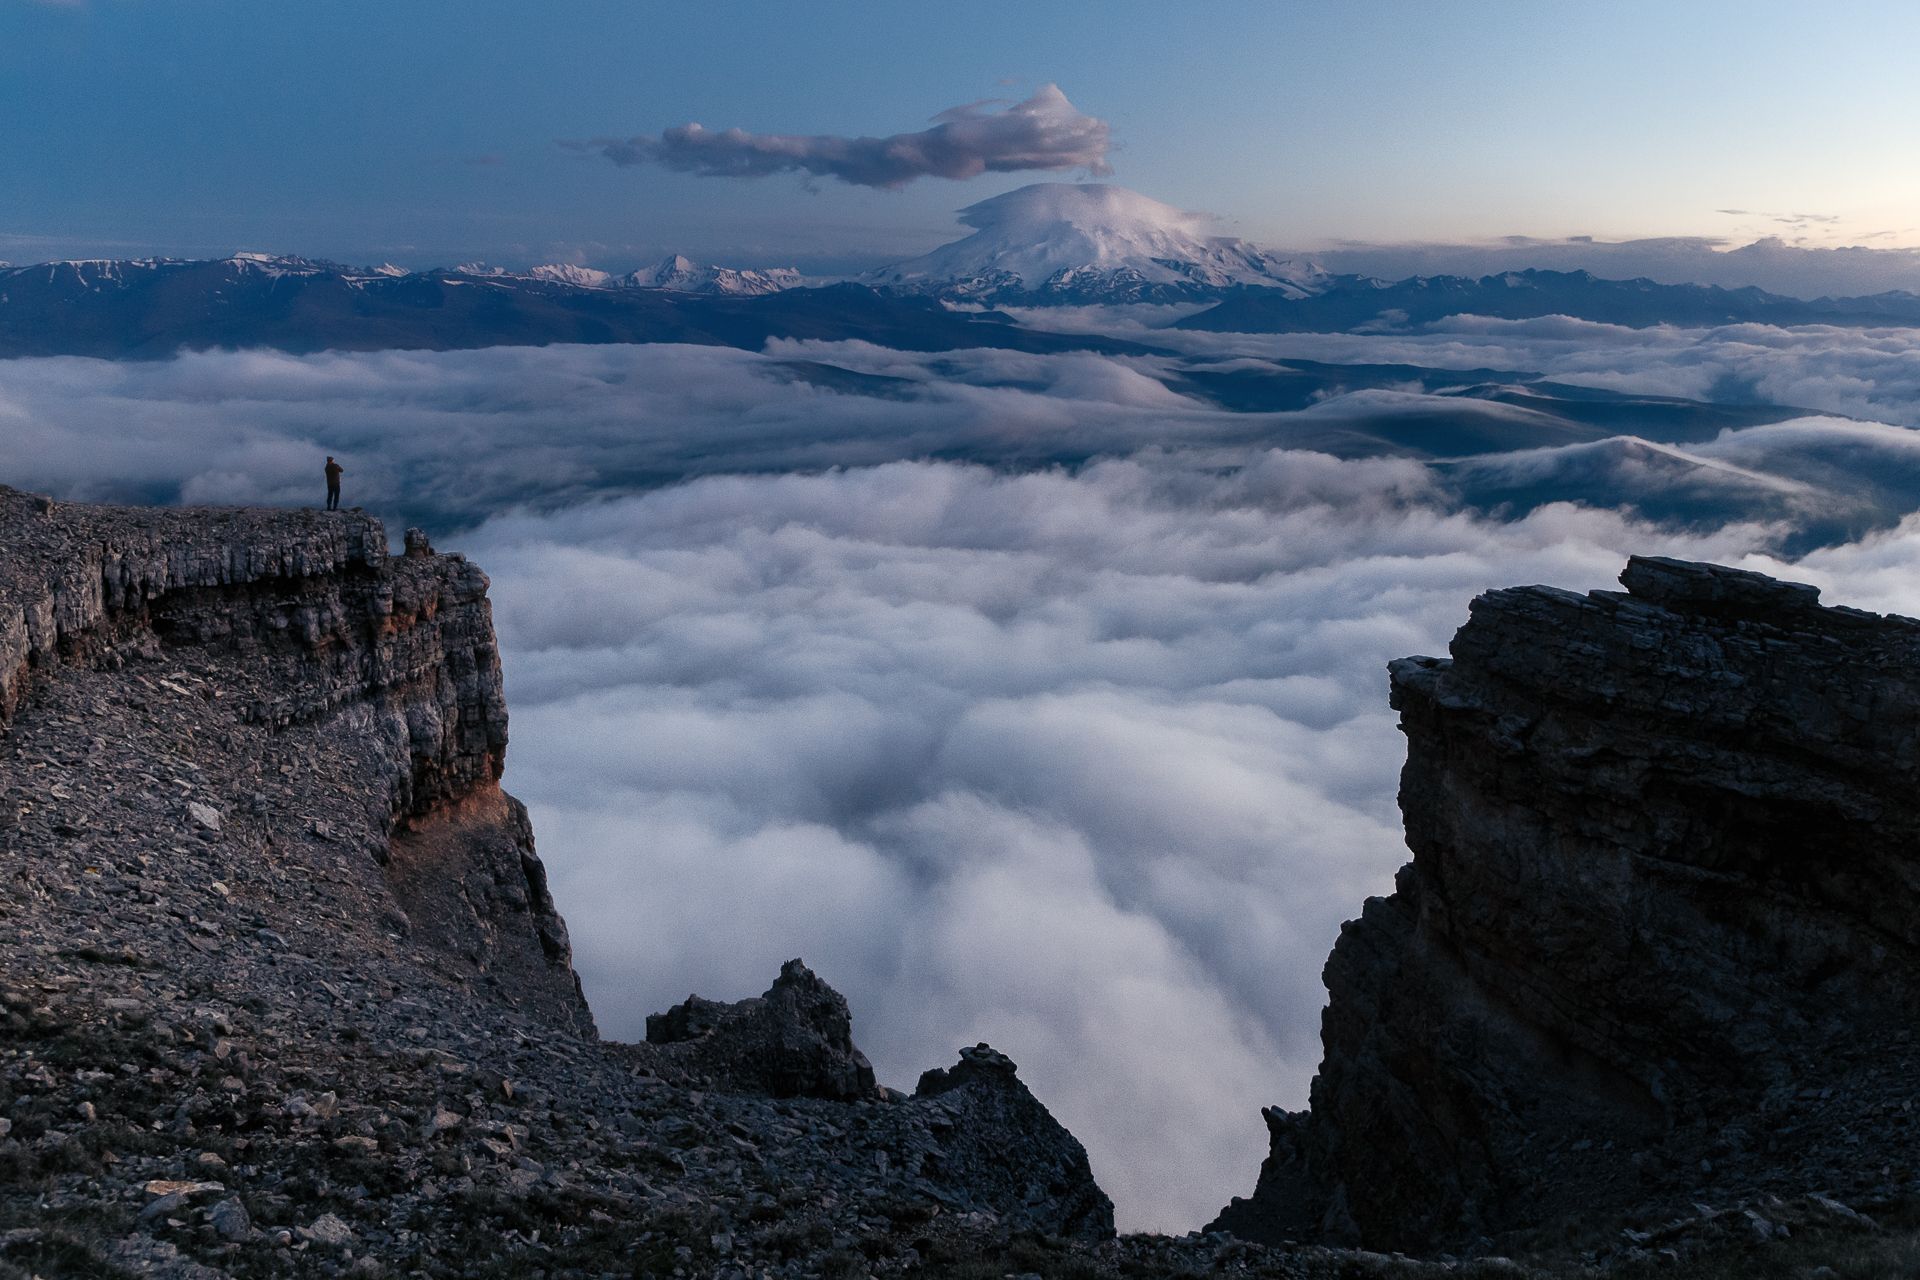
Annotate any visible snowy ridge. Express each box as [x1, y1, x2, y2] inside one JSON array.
[[620, 254, 804, 297], [0, 252, 806, 300], [469, 256, 804, 296], [0, 259, 159, 289], [525, 263, 617, 289], [866, 183, 1328, 305], [0, 254, 365, 291]]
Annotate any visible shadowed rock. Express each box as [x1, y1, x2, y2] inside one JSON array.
[[910, 1043, 1117, 1242], [645, 958, 880, 1101], [1214, 555, 1920, 1251]]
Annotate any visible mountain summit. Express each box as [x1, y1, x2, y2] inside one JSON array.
[[489, 256, 803, 295], [867, 182, 1327, 305]]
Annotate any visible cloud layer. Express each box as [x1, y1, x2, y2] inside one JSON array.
[[1081, 314, 1920, 427], [5, 325, 1920, 1228], [461, 455, 1789, 1229], [575, 85, 1111, 189], [6, 319, 1920, 536]]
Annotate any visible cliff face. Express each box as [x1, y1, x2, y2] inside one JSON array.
[[1215, 556, 1920, 1251], [0, 487, 1129, 1279], [0, 486, 587, 1028]]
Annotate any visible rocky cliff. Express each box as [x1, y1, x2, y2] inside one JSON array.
[[0, 488, 1134, 1279], [1213, 556, 1920, 1255], [0, 486, 587, 1030], [11, 494, 1911, 1278]]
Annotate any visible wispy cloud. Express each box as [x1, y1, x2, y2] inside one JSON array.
[[565, 84, 1111, 189]]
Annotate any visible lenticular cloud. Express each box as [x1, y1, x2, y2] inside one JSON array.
[[574, 85, 1112, 188]]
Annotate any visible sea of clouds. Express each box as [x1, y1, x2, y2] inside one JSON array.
[[6, 323, 1920, 1229]]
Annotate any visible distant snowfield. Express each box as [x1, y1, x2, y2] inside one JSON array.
[[5, 321, 1920, 1230]]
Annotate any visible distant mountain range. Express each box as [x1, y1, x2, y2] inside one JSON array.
[[8, 181, 1920, 359], [0, 255, 1151, 360], [463, 254, 804, 297], [1175, 268, 1920, 332]]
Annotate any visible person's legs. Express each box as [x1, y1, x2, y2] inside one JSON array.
[[327, 485, 339, 511]]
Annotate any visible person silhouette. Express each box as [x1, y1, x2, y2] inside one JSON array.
[[324, 456, 344, 511]]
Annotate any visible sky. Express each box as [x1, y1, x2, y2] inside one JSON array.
[[4, 0, 1918, 272]]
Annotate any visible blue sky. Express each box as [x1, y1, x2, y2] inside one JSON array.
[[3, 0, 1916, 269]]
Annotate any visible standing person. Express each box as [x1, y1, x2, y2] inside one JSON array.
[[324, 456, 344, 511]]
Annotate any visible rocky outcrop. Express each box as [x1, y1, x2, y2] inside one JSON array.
[[646, 958, 882, 1101], [910, 1044, 1116, 1242], [1213, 556, 1920, 1252], [640, 972, 1115, 1239]]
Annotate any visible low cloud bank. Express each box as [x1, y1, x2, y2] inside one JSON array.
[[1136, 317, 1920, 427], [571, 85, 1111, 189], [0, 344, 1235, 527], [4, 325, 1920, 537], [462, 456, 1920, 1228]]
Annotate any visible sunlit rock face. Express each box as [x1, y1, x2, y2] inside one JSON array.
[[1215, 556, 1920, 1251]]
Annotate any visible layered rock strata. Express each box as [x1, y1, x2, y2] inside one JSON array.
[[0, 487, 1118, 1277], [1214, 556, 1920, 1252], [0, 487, 585, 1024]]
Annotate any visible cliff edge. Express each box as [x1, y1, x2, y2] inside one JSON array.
[[0, 488, 1122, 1279], [1213, 556, 1920, 1253], [0, 486, 588, 1031]]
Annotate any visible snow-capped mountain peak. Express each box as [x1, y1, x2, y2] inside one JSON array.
[[526, 263, 616, 289], [867, 182, 1327, 305], [452, 256, 802, 296], [620, 255, 804, 296], [223, 252, 331, 279]]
